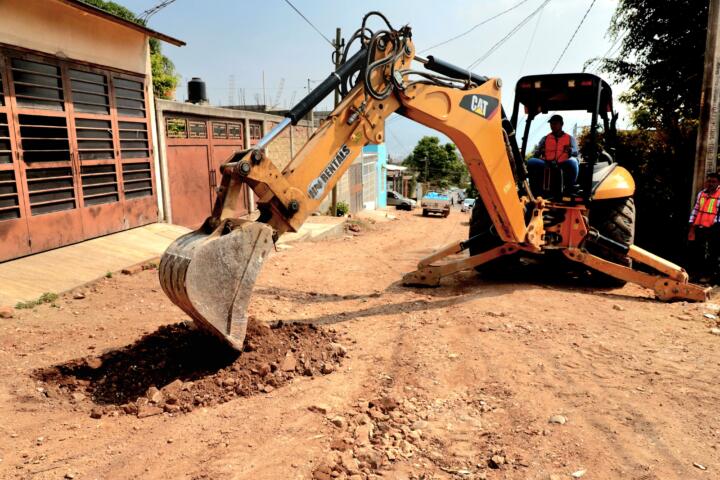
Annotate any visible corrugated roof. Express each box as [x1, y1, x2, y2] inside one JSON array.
[[57, 0, 185, 46]]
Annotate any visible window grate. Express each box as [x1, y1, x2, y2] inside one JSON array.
[[69, 69, 110, 115], [248, 121, 262, 146], [75, 118, 113, 161], [212, 122, 227, 139], [0, 170, 20, 220], [11, 58, 64, 111], [228, 122, 243, 140], [26, 166, 76, 215], [166, 118, 186, 138], [122, 162, 152, 199], [0, 113, 10, 164], [113, 77, 145, 117], [18, 114, 70, 163], [81, 164, 118, 205], [119, 121, 149, 159]]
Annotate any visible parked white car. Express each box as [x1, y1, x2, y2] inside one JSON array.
[[386, 190, 416, 210], [461, 198, 475, 212]]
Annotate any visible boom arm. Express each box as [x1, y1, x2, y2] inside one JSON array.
[[216, 41, 527, 244]]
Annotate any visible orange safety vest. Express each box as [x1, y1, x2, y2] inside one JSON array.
[[543, 132, 572, 162], [693, 188, 720, 227]]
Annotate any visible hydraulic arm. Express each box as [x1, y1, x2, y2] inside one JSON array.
[[159, 13, 708, 351]]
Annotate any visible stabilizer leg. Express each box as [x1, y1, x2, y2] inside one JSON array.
[[563, 247, 709, 301], [403, 243, 518, 287]]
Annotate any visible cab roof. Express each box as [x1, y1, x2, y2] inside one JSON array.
[[515, 73, 613, 115]]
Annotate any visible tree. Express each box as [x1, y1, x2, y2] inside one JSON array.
[[598, 0, 707, 133], [402, 136, 466, 190], [81, 0, 179, 99], [583, 0, 710, 261]]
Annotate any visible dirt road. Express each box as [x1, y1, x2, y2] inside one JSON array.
[[1, 209, 719, 480]]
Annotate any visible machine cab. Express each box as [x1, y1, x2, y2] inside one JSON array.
[[510, 73, 630, 201]]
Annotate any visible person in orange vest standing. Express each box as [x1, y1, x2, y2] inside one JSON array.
[[527, 114, 579, 194], [688, 172, 720, 283]]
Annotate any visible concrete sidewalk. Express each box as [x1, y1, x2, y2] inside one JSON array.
[[277, 215, 346, 244], [0, 223, 190, 307], [0, 216, 347, 307]]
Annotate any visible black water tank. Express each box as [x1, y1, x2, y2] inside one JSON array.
[[187, 77, 208, 104]]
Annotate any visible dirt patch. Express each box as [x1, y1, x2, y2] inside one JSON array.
[[34, 319, 346, 419]]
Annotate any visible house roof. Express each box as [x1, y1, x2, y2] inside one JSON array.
[[58, 0, 185, 46]]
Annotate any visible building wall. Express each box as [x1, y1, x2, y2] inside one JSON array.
[[0, 0, 149, 75], [155, 101, 314, 221], [264, 120, 312, 171]]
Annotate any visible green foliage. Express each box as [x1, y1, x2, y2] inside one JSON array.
[[580, 128, 690, 261], [16, 292, 59, 309], [580, 0, 710, 260], [465, 182, 478, 200], [336, 201, 349, 216], [81, 0, 136, 21], [80, 0, 179, 99], [402, 136, 466, 190], [150, 39, 180, 99], [596, 0, 707, 132], [105, 271, 113, 278]]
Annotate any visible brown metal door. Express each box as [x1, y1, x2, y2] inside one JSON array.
[[8, 54, 86, 254], [0, 57, 31, 261], [113, 74, 158, 228], [67, 66, 125, 238], [210, 119, 249, 217], [167, 144, 212, 228], [349, 163, 363, 213]]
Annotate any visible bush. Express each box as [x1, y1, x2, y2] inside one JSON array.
[[336, 201, 349, 216], [579, 128, 694, 263]]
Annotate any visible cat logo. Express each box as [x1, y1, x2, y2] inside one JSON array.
[[459, 94, 499, 120]]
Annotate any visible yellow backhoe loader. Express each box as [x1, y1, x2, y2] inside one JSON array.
[[159, 13, 708, 350]]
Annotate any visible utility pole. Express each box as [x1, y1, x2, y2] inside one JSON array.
[[331, 27, 343, 216], [307, 78, 314, 128], [262, 70, 267, 108], [693, 0, 720, 202]]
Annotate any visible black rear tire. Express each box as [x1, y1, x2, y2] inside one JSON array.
[[586, 197, 636, 287], [468, 200, 509, 275]]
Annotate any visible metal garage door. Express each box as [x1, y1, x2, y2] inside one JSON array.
[[164, 116, 251, 228], [0, 48, 158, 262]]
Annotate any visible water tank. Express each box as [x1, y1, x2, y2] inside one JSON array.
[[187, 77, 208, 104]]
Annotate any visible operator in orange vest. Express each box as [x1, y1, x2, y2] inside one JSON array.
[[688, 172, 720, 283], [527, 114, 579, 194]]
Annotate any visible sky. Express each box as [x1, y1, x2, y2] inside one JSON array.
[[120, 0, 626, 159]]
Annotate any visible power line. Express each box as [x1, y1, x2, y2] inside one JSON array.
[[139, 0, 177, 23], [419, 0, 532, 54], [551, 0, 597, 73], [518, 6, 544, 76], [467, 0, 552, 70], [281, 0, 333, 47]]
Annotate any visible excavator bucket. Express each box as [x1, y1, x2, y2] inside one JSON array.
[[159, 219, 274, 351]]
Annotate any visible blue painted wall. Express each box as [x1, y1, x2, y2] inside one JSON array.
[[363, 144, 388, 208]]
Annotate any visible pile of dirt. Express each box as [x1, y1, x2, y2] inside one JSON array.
[[35, 319, 346, 419]]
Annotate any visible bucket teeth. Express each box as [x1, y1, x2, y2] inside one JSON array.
[[159, 220, 275, 350]]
